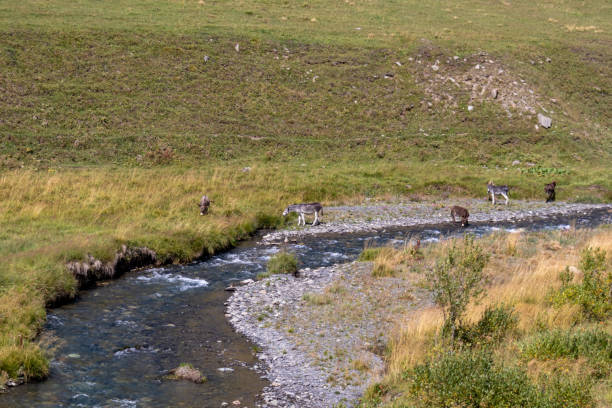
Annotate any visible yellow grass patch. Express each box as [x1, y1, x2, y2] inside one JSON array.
[[383, 228, 612, 384], [565, 24, 602, 32]]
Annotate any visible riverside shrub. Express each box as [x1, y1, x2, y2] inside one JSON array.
[[550, 247, 611, 320], [457, 304, 518, 346], [407, 351, 593, 408], [424, 235, 489, 343], [266, 251, 298, 275]]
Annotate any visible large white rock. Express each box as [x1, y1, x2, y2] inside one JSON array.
[[538, 113, 552, 128]]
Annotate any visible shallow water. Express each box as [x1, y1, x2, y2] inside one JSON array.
[[2, 208, 610, 408]]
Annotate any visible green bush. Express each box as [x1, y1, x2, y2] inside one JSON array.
[[519, 328, 612, 362], [550, 247, 611, 320], [539, 375, 594, 408], [406, 351, 594, 408], [458, 304, 518, 346], [425, 235, 489, 343], [266, 251, 298, 275], [408, 351, 535, 408]]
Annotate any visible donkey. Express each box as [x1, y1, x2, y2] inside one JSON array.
[[487, 182, 509, 205], [282, 203, 323, 226], [450, 206, 470, 227], [199, 195, 211, 215], [545, 181, 556, 203]]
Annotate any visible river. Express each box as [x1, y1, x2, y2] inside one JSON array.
[[2, 207, 610, 408]]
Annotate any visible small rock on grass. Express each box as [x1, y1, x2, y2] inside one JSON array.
[[537, 113, 552, 128]]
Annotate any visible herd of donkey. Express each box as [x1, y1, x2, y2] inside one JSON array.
[[199, 181, 558, 228]]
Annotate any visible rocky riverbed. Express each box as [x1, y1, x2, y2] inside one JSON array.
[[262, 200, 612, 243], [226, 261, 431, 407]]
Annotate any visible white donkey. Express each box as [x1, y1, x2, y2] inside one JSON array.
[[282, 203, 323, 226]]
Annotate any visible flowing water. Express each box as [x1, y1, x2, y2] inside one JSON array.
[[2, 208, 610, 408]]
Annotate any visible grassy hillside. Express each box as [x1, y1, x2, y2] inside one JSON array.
[[0, 0, 610, 384]]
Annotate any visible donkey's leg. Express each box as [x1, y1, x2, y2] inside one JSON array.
[[502, 192, 509, 205], [492, 193, 496, 205], [313, 211, 319, 225]]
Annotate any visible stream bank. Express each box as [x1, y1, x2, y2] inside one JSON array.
[[230, 203, 612, 407], [2, 201, 610, 407], [263, 200, 611, 243]]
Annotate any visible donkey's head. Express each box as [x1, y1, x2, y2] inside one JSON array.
[[282, 204, 298, 217]]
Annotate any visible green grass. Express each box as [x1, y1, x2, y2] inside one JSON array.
[[0, 0, 610, 384], [520, 328, 612, 363], [358, 248, 383, 262]]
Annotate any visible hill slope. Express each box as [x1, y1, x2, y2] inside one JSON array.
[[0, 0, 610, 385]]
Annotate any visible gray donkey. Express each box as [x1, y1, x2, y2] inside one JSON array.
[[282, 203, 323, 226], [199, 195, 211, 215], [487, 181, 509, 205]]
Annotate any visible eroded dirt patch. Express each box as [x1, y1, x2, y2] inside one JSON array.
[[410, 43, 552, 118]]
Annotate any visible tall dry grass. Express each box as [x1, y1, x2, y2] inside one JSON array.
[[0, 164, 364, 380], [383, 228, 612, 381]]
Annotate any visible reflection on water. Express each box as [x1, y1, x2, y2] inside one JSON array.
[[2, 208, 610, 407]]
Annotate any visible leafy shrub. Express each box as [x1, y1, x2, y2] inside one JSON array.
[[550, 247, 611, 320], [457, 304, 518, 346], [266, 251, 298, 275], [406, 351, 593, 408], [520, 328, 612, 362], [539, 375, 594, 408], [424, 235, 489, 342], [409, 351, 536, 407]]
